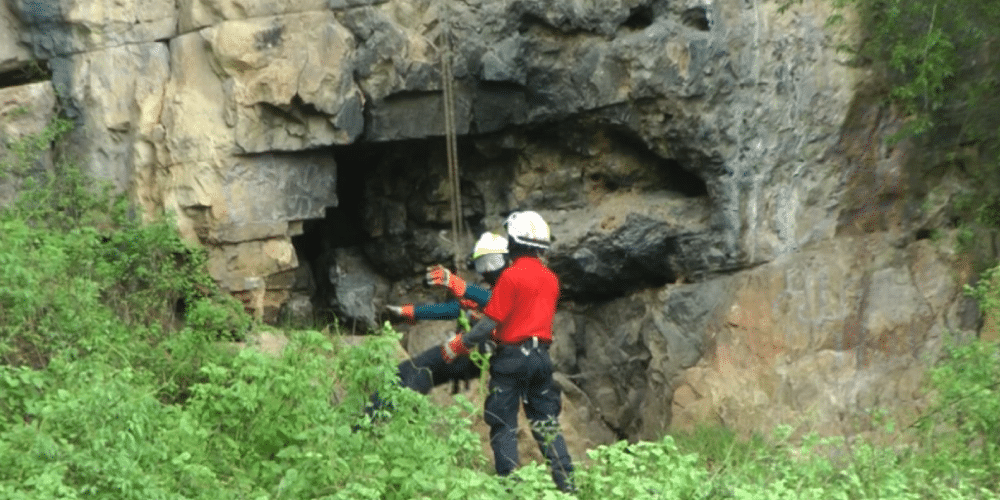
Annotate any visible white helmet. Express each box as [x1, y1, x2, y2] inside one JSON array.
[[504, 211, 551, 250], [470, 232, 508, 273]]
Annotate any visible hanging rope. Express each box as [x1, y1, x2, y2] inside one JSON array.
[[440, 0, 463, 272]]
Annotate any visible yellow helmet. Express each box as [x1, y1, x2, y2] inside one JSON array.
[[469, 232, 508, 274]]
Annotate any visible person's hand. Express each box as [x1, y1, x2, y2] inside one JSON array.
[[425, 265, 467, 298], [385, 304, 415, 323], [441, 332, 470, 363]]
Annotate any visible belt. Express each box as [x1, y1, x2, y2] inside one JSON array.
[[500, 336, 550, 355]]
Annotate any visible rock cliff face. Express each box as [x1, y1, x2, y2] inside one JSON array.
[[2, 0, 979, 447]]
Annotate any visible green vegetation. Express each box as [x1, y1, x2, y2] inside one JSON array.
[[782, 0, 1000, 266], [4, 113, 1000, 498]]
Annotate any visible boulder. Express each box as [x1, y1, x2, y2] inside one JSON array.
[[326, 246, 392, 332]]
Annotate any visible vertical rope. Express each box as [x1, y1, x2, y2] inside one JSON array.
[[440, 0, 463, 271]]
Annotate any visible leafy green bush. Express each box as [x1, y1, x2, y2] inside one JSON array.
[[907, 265, 1000, 491]]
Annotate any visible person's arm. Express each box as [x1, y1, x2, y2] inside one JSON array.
[[462, 283, 491, 308], [462, 316, 497, 347], [443, 317, 497, 362], [426, 266, 492, 307], [412, 301, 462, 320], [442, 271, 512, 363], [425, 265, 467, 297], [385, 301, 462, 322]]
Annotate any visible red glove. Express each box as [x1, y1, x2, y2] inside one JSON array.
[[385, 304, 416, 324], [425, 265, 467, 298], [441, 332, 470, 363]]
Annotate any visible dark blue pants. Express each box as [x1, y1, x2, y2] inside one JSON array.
[[484, 344, 574, 491], [397, 344, 481, 394], [369, 345, 482, 411]]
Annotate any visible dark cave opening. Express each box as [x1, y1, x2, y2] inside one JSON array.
[[602, 125, 709, 198], [623, 5, 655, 31], [662, 157, 709, 197], [287, 122, 711, 324], [288, 139, 492, 327], [289, 144, 373, 325], [0, 61, 51, 89]]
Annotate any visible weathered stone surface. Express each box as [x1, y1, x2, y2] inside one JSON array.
[[563, 280, 725, 439], [279, 292, 316, 326], [0, 81, 57, 206], [50, 42, 170, 193], [542, 192, 712, 298], [205, 12, 365, 153], [177, 0, 323, 33], [326, 246, 392, 331], [670, 234, 968, 438], [1, 1, 31, 72], [160, 31, 232, 167], [163, 151, 336, 243], [219, 152, 337, 230], [165, 149, 336, 321], [9, 0, 176, 57], [209, 238, 299, 290], [0, 80, 56, 142], [177, 0, 390, 33], [161, 12, 365, 171]]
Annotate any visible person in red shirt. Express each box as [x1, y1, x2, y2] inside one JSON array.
[[441, 211, 575, 492]]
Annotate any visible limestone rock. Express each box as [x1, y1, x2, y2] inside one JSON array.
[[1, 1, 32, 72], [160, 30, 232, 167], [204, 12, 365, 153], [163, 151, 336, 245], [279, 292, 316, 326], [50, 42, 170, 193], [209, 238, 299, 292], [178, 0, 325, 33], [327, 246, 392, 332], [0, 80, 56, 141], [670, 234, 967, 438], [9, 0, 176, 57], [542, 192, 712, 298], [565, 281, 724, 439], [162, 13, 365, 166]]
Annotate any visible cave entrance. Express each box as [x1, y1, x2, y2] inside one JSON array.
[[288, 137, 494, 330], [0, 61, 52, 89], [287, 121, 709, 327]]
